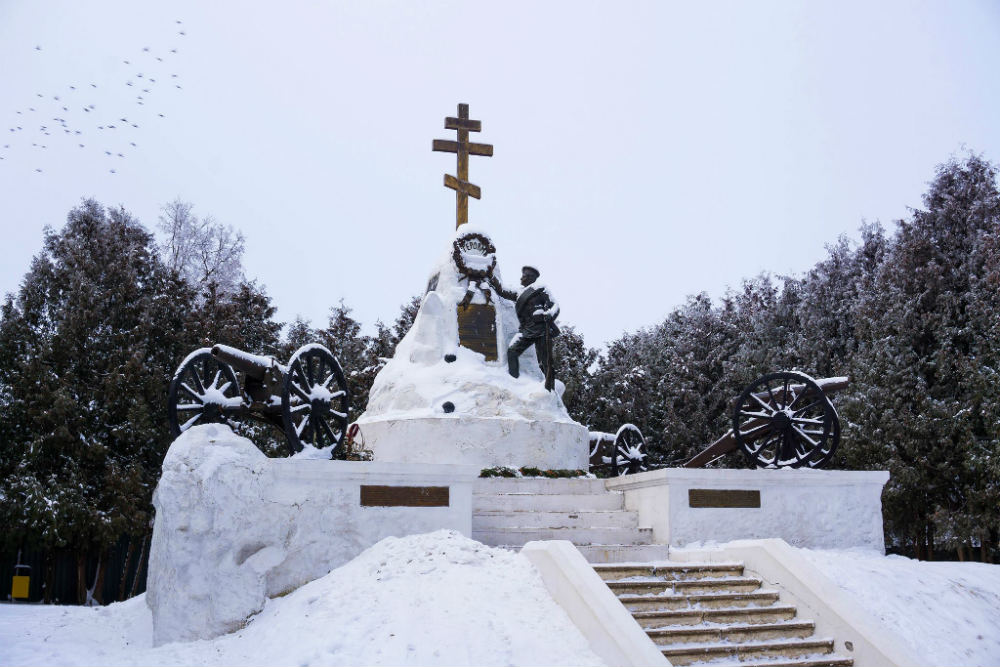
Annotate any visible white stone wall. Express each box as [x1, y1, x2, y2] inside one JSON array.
[[605, 468, 889, 551], [147, 425, 477, 645], [358, 415, 590, 470]]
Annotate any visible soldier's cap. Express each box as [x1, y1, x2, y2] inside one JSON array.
[[521, 265, 540, 276]]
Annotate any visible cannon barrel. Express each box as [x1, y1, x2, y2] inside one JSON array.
[[211, 344, 274, 381]]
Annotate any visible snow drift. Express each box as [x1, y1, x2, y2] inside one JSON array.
[[1, 531, 603, 666]]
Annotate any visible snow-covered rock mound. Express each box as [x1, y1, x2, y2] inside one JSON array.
[[357, 226, 589, 470], [0, 531, 605, 667], [364, 226, 570, 422], [146, 424, 475, 646]]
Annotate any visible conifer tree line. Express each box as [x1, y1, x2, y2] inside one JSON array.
[[0, 155, 996, 604], [560, 154, 1000, 563], [0, 200, 415, 603]]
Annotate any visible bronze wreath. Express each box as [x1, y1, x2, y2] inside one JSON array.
[[452, 232, 498, 282]]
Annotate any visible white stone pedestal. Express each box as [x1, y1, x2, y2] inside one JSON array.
[[605, 468, 890, 551]]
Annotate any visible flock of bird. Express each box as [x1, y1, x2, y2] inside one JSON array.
[[1, 20, 188, 175]]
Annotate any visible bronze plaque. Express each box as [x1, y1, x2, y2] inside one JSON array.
[[457, 303, 498, 361], [360, 485, 450, 507], [688, 489, 761, 508]]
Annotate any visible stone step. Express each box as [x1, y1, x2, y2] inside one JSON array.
[[473, 510, 638, 530], [618, 590, 781, 612], [472, 526, 653, 547], [473, 492, 624, 512], [632, 604, 798, 628], [474, 477, 609, 495], [576, 544, 673, 563], [646, 620, 816, 645], [607, 576, 762, 596], [698, 657, 853, 667], [661, 638, 836, 666], [593, 562, 744, 581]]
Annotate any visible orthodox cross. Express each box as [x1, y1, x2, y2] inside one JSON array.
[[432, 103, 494, 229]]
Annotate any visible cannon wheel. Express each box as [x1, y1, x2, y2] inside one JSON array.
[[281, 344, 350, 456], [613, 423, 648, 476], [168, 348, 243, 437], [732, 371, 840, 469]]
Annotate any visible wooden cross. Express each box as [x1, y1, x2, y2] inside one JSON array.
[[432, 103, 493, 229]]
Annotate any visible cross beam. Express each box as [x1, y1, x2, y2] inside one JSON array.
[[432, 103, 493, 229]]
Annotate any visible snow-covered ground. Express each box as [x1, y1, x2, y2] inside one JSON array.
[[3, 534, 998, 667], [0, 531, 602, 667], [796, 546, 1000, 667]]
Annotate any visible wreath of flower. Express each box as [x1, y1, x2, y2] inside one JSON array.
[[452, 231, 497, 281], [452, 231, 518, 301]]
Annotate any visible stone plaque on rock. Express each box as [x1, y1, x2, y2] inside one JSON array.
[[457, 304, 498, 361]]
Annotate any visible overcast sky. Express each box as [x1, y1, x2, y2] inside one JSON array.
[[1, 1, 998, 348]]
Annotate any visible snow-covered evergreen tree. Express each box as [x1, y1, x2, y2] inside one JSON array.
[[0, 200, 198, 601]]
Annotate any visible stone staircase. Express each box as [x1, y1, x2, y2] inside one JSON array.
[[472, 478, 670, 560], [593, 562, 854, 667]]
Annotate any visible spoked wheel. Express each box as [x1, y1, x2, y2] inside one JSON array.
[[732, 371, 840, 469], [613, 423, 648, 476], [168, 348, 243, 437], [281, 344, 350, 456]]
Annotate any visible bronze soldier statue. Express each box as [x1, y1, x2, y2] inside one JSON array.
[[508, 265, 560, 389]]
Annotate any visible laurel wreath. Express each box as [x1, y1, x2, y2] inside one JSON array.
[[451, 232, 517, 301]]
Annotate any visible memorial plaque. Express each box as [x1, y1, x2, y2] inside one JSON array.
[[688, 489, 760, 508], [360, 485, 450, 507], [457, 303, 498, 361]]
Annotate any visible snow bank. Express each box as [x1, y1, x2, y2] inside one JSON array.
[[0, 531, 604, 667], [796, 547, 1000, 666]]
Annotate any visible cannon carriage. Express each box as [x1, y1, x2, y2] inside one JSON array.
[[685, 371, 847, 470], [588, 424, 650, 476], [167, 343, 350, 457], [590, 371, 847, 477]]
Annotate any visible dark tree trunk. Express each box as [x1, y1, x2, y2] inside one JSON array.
[[118, 537, 138, 601], [43, 553, 54, 604], [957, 545, 967, 562], [926, 523, 935, 561], [91, 550, 109, 605], [75, 551, 88, 605], [129, 534, 150, 598]]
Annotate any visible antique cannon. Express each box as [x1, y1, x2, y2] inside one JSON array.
[[685, 371, 847, 469], [167, 343, 350, 457], [589, 424, 649, 476]]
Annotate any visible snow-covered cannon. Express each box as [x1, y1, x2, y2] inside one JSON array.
[[167, 343, 350, 457], [589, 424, 649, 476], [684, 371, 847, 469]]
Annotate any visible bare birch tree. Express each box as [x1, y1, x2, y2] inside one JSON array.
[[158, 198, 246, 294]]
